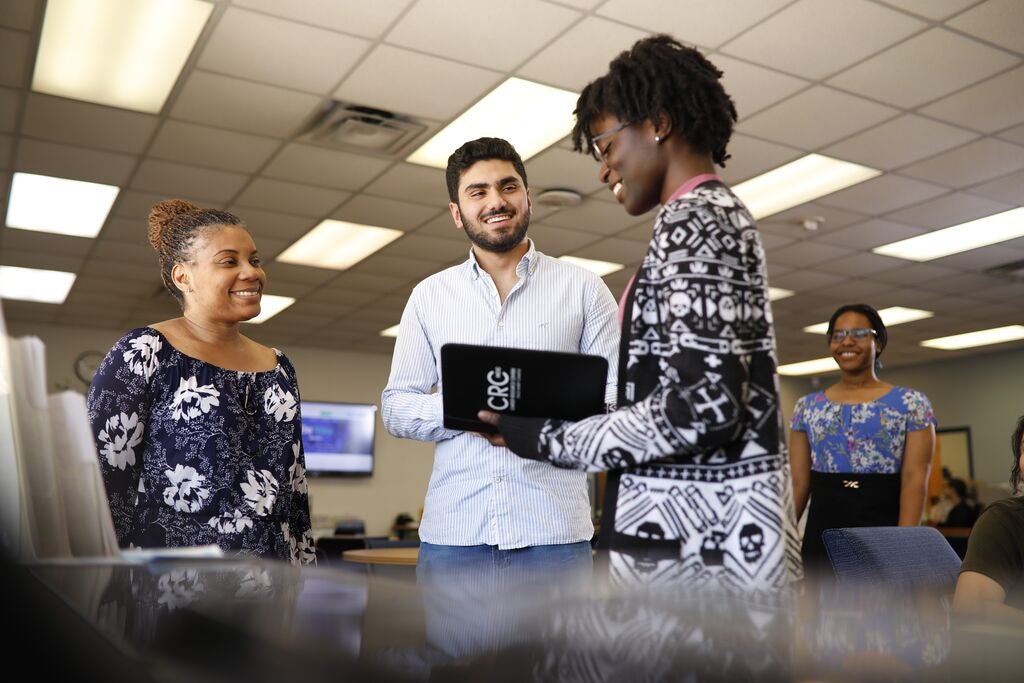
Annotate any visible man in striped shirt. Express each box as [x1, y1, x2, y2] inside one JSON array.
[[381, 137, 620, 582]]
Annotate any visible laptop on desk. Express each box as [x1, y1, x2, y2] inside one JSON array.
[[440, 343, 609, 434]]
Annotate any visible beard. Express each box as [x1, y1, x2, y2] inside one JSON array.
[[461, 209, 530, 253]]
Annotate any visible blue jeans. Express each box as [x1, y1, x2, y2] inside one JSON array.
[[417, 541, 593, 588]]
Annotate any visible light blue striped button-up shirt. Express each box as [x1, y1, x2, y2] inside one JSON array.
[[381, 240, 620, 549]]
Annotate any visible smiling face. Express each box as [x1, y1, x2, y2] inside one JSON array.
[[449, 158, 531, 253], [589, 111, 666, 216], [172, 225, 265, 323], [829, 311, 881, 373]]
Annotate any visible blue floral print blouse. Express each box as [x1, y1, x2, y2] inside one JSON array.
[[87, 327, 314, 564], [790, 387, 936, 474]]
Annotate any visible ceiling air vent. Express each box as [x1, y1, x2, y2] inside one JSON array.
[[986, 258, 1024, 281], [295, 101, 427, 156]]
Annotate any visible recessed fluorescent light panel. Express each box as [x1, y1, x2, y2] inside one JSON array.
[[32, 0, 212, 113], [768, 287, 795, 302], [920, 325, 1024, 351], [558, 256, 624, 277], [732, 154, 881, 220], [243, 295, 295, 324], [277, 220, 403, 270], [406, 77, 578, 168], [379, 324, 400, 338], [777, 357, 840, 376], [0, 266, 76, 304], [7, 172, 119, 238], [803, 306, 934, 334], [872, 207, 1024, 262]]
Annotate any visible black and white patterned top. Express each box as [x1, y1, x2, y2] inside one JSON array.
[[501, 180, 802, 593], [86, 327, 314, 564]]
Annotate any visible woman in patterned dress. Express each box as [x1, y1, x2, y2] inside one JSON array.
[[86, 199, 314, 564], [478, 35, 803, 594], [789, 303, 935, 571]]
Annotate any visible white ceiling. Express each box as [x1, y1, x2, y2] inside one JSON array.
[[1, 0, 1023, 367]]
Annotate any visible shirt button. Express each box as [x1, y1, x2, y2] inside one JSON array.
[[495, 475, 504, 483]]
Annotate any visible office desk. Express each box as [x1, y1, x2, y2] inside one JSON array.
[[342, 547, 418, 566]]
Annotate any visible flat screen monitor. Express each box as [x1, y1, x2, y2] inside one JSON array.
[[301, 401, 376, 477]]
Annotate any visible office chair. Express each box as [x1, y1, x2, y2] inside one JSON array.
[[822, 526, 963, 589]]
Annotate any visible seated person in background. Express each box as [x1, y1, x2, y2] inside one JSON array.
[[940, 478, 978, 528], [87, 200, 314, 564], [953, 416, 1024, 625]]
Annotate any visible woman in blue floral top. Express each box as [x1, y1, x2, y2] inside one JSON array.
[[87, 199, 314, 564], [789, 303, 935, 570]]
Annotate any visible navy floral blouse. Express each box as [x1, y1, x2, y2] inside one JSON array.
[[87, 327, 314, 564]]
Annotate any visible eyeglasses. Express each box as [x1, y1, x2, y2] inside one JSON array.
[[828, 327, 877, 343], [589, 121, 633, 162]]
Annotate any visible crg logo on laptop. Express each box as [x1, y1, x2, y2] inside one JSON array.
[[486, 366, 511, 411]]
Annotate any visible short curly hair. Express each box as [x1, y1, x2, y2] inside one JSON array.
[[571, 34, 738, 166], [147, 199, 243, 306]]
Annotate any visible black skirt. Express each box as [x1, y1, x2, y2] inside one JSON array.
[[802, 471, 901, 571]]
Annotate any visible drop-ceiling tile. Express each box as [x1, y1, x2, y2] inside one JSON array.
[[822, 115, 979, 171], [571, 238, 647, 266], [526, 147, 605, 195], [737, 86, 898, 150], [15, 138, 137, 186], [920, 65, 1024, 134], [0, 229, 92, 257], [413, 212, 462, 240], [0, 27, 29, 87], [815, 251, 907, 278], [898, 138, 1024, 188], [614, 220, 657, 244], [331, 270, 409, 293], [816, 174, 948, 215], [0, 0, 37, 30], [90, 239, 157, 262], [517, 17, 649, 91], [769, 269, 846, 291], [333, 194, 438, 232], [78, 258, 158, 282], [262, 143, 391, 191], [101, 217, 147, 242], [347, 337, 395, 355], [350, 254, 446, 280], [971, 281, 1024, 303], [876, 0, 979, 20], [806, 279, 895, 305], [198, 7, 370, 94], [378, 233, 465, 262], [767, 241, 855, 267], [867, 287, 943, 310], [260, 279, 317, 299], [0, 247, 83, 272], [826, 28, 1018, 108], [0, 134, 11, 168], [21, 94, 159, 155], [966, 170, 1024, 205], [873, 262, 963, 286], [542, 199, 639, 235], [884, 192, 1011, 229], [759, 204, 868, 238], [226, 207, 315, 242], [716, 134, 803, 185], [711, 55, 810, 120], [0, 86, 18, 133], [302, 287, 379, 308], [347, 306, 406, 324], [74, 274, 155, 296], [131, 160, 248, 203], [598, 0, 791, 48], [916, 272, 1010, 296], [997, 122, 1024, 146], [234, 178, 349, 217], [115, 190, 203, 221], [361, 163, 446, 206], [232, 0, 412, 38], [386, 0, 579, 71], [336, 44, 500, 120], [814, 219, 926, 250], [262, 261, 340, 286], [758, 231, 798, 251], [63, 290, 144, 311], [947, 0, 1024, 52], [721, 0, 924, 79], [530, 224, 601, 256], [170, 71, 321, 138], [57, 308, 128, 328], [931, 243, 1024, 270], [149, 120, 280, 174]]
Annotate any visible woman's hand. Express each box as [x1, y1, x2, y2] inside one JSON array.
[[474, 410, 507, 447]]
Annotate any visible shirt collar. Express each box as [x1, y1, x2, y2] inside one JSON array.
[[667, 173, 722, 203], [466, 238, 537, 279]]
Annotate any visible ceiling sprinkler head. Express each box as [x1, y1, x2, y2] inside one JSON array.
[[802, 216, 825, 231]]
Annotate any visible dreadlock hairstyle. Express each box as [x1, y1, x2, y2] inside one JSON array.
[[571, 34, 738, 167], [147, 199, 244, 307]]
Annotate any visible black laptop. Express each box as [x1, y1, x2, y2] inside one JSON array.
[[440, 343, 609, 434]]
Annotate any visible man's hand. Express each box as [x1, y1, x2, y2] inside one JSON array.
[[474, 410, 507, 447]]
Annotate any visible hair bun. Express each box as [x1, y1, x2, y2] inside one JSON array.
[[148, 199, 201, 252]]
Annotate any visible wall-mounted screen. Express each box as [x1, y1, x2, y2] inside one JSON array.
[[301, 402, 376, 477]]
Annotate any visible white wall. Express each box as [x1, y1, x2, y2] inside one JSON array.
[[9, 321, 435, 537], [780, 347, 1024, 487]]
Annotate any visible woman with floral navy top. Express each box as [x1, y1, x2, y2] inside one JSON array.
[[87, 199, 314, 564], [789, 303, 935, 571]]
